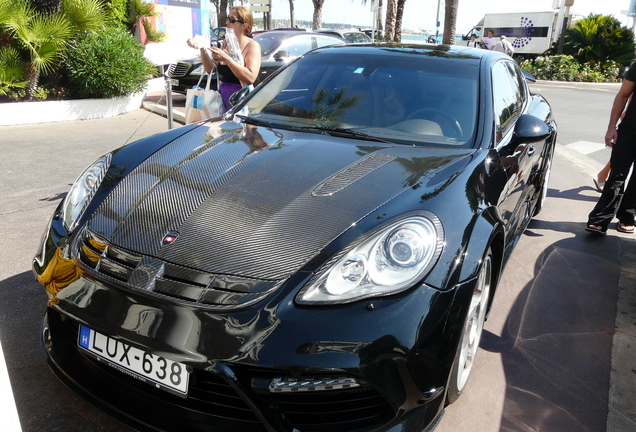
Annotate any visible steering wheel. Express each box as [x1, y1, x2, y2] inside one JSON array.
[[407, 107, 463, 139]]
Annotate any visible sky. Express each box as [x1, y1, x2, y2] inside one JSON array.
[[266, 0, 633, 34]]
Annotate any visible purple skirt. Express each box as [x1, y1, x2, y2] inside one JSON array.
[[219, 82, 242, 113]]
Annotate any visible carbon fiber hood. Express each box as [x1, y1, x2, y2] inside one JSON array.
[[87, 121, 471, 281]]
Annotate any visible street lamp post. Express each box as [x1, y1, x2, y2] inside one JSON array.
[[435, 0, 442, 43]]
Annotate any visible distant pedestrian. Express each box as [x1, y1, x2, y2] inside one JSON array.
[[481, 30, 496, 50], [467, 34, 480, 48], [493, 35, 514, 56]]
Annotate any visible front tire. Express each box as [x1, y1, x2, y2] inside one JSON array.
[[446, 249, 493, 405]]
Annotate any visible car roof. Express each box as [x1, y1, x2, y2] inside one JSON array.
[[317, 28, 362, 35], [254, 31, 344, 47], [309, 42, 508, 63], [256, 30, 340, 38]]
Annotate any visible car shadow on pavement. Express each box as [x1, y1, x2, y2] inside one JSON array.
[[0, 271, 134, 432], [481, 219, 620, 432]]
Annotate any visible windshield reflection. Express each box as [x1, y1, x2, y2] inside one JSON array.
[[240, 50, 479, 148]]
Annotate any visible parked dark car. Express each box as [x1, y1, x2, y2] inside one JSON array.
[[34, 44, 556, 432], [210, 26, 226, 42], [316, 28, 373, 43], [169, 30, 344, 93]]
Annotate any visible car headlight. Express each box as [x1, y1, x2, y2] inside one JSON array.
[[297, 214, 444, 305], [61, 153, 112, 232]]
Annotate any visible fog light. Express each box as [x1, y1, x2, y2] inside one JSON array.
[[268, 376, 360, 393]]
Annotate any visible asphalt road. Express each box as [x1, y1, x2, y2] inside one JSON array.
[[0, 81, 634, 432]]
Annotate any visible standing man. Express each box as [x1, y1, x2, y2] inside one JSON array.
[[481, 29, 496, 50], [493, 35, 514, 56], [586, 61, 636, 235]]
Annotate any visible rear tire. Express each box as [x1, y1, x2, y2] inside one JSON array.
[[446, 249, 493, 405]]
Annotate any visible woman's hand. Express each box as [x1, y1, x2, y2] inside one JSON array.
[[209, 46, 232, 64], [187, 38, 201, 49]]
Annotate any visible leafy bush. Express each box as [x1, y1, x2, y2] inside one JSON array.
[[65, 26, 154, 99], [0, 46, 27, 100], [520, 55, 623, 83]]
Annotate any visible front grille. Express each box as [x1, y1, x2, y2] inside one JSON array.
[[272, 386, 393, 431], [170, 62, 195, 78], [75, 228, 278, 309]]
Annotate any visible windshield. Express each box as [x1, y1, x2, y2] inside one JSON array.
[[237, 49, 480, 148]]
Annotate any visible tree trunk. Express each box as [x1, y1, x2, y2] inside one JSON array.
[[394, 0, 406, 42], [385, 0, 397, 42], [312, 0, 324, 30], [219, 0, 228, 27], [289, 0, 295, 27], [443, 0, 458, 45], [25, 62, 39, 101]]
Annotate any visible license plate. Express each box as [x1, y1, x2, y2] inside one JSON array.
[[78, 325, 189, 396], [169, 79, 178, 87]]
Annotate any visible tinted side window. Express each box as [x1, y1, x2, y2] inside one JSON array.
[[282, 35, 313, 57], [507, 62, 528, 108], [492, 61, 522, 141], [315, 35, 342, 48]]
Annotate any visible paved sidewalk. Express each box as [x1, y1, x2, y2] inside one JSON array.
[[555, 145, 636, 432]]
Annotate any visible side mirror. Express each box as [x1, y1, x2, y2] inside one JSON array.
[[513, 114, 551, 142], [522, 70, 537, 83], [229, 86, 251, 107], [273, 50, 289, 61]]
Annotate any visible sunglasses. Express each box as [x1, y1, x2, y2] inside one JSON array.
[[226, 16, 244, 24]]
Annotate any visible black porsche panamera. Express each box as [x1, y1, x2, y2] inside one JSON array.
[[33, 44, 556, 432]]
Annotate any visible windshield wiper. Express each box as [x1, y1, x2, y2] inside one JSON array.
[[293, 126, 394, 144], [234, 114, 271, 128]]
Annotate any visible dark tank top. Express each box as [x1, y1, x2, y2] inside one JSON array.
[[218, 64, 240, 85], [218, 39, 254, 85]]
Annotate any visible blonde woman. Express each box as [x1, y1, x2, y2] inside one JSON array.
[[188, 6, 261, 112]]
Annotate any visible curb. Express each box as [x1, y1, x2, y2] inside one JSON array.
[[0, 92, 145, 126], [142, 97, 186, 125]]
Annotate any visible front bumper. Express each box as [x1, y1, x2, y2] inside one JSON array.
[[42, 307, 447, 432], [34, 216, 475, 432]]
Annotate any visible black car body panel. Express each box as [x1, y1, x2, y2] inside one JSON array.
[[34, 44, 556, 432]]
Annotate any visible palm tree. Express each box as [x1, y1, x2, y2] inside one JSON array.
[[288, 0, 295, 28], [384, 0, 396, 41], [219, 0, 228, 27], [311, 0, 325, 30], [394, 0, 406, 42], [559, 14, 635, 67], [1, 0, 71, 99], [442, 0, 457, 45], [0, 0, 107, 100]]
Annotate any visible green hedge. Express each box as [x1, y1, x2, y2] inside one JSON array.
[[520, 55, 623, 83], [65, 26, 155, 99]]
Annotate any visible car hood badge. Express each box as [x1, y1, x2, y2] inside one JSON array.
[[161, 232, 179, 247]]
